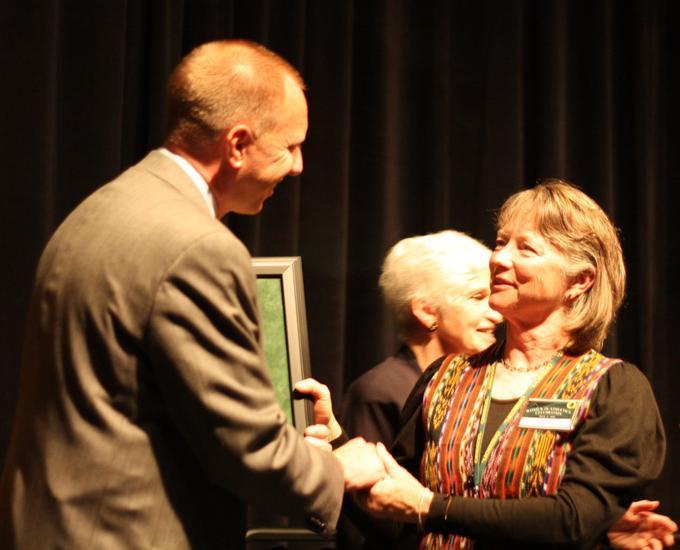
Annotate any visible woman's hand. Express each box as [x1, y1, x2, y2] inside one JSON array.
[[301, 424, 333, 452], [294, 378, 343, 443], [356, 442, 433, 523], [608, 500, 677, 549]]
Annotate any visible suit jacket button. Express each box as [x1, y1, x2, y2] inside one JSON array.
[[306, 515, 326, 532]]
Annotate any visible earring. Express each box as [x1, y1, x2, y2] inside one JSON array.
[[428, 321, 438, 332]]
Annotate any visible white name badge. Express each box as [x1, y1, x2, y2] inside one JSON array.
[[518, 398, 582, 431]]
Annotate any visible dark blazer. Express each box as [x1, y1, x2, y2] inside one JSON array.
[[0, 151, 343, 549], [341, 345, 421, 447]]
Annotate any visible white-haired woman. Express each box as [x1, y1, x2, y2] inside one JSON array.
[[339, 231, 502, 549], [342, 231, 502, 448]]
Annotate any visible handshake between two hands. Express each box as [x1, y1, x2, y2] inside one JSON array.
[[293, 378, 433, 524]]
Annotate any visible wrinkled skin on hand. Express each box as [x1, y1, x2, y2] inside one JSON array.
[[294, 378, 343, 442], [608, 500, 677, 549], [355, 442, 433, 523]]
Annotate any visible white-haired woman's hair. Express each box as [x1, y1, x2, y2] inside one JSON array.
[[379, 230, 491, 342]]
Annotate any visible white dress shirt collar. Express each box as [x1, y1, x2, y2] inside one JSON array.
[[159, 147, 217, 218]]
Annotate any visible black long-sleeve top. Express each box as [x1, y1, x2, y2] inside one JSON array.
[[393, 360, 666, 549]]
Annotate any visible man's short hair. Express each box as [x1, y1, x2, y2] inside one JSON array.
[[165, 39, 305, 152]]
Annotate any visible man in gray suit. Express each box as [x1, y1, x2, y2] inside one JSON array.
[[0, 40, 383, 549]]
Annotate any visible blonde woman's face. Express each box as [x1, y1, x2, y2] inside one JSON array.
[[489, 221, 571, 324], [435, 265, 503, 356]]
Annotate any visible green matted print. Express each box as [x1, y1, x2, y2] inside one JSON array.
[[256, 276, 293, 424]]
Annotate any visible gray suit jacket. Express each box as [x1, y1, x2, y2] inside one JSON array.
[[0, 151, 343, 549]]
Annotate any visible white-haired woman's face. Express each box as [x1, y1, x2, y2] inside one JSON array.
[[435, 265, 503, 355]]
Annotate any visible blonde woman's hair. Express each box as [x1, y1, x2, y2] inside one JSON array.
[[496, 179, 625, 353], [379, 230, 491, 342]]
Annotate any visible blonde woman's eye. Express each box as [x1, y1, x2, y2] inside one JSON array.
[[518, 241, 536, 253]]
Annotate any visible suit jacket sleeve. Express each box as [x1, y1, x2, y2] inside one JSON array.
[[144, 229, 343, 534]]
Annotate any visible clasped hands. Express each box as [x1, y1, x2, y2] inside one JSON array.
[[294, 378, 433, 523]]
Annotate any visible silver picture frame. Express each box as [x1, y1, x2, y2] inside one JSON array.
[[251, 256, 312, 433]]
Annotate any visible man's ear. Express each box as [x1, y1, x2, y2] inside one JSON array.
[[566, 267, 596, 303], [224, 124, 254, 169], [411, 299, 439, 331]]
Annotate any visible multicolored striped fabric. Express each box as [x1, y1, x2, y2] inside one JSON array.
[[420, 348, 621, 549]]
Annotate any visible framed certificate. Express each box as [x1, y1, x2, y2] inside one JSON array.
[[248, 257, 330, 544], [251, 256, 312, 433]]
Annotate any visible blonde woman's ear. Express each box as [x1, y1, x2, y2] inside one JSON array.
[[566, 267, 596, 302]]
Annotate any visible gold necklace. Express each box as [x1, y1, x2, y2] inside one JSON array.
[[499, 351, 563, 373]]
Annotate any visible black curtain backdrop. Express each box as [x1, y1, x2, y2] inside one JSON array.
[[1, 0, 678, 523]]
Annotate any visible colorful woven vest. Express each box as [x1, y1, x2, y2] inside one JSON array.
[[420, 348, 621, 549]]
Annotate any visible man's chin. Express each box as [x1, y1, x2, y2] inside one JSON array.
[[232, 201, 265, 216]]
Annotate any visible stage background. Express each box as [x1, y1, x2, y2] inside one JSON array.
[[1, 0, 678, 523]]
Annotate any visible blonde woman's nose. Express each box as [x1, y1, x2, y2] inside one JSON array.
[[488, 308, 504, 324]]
